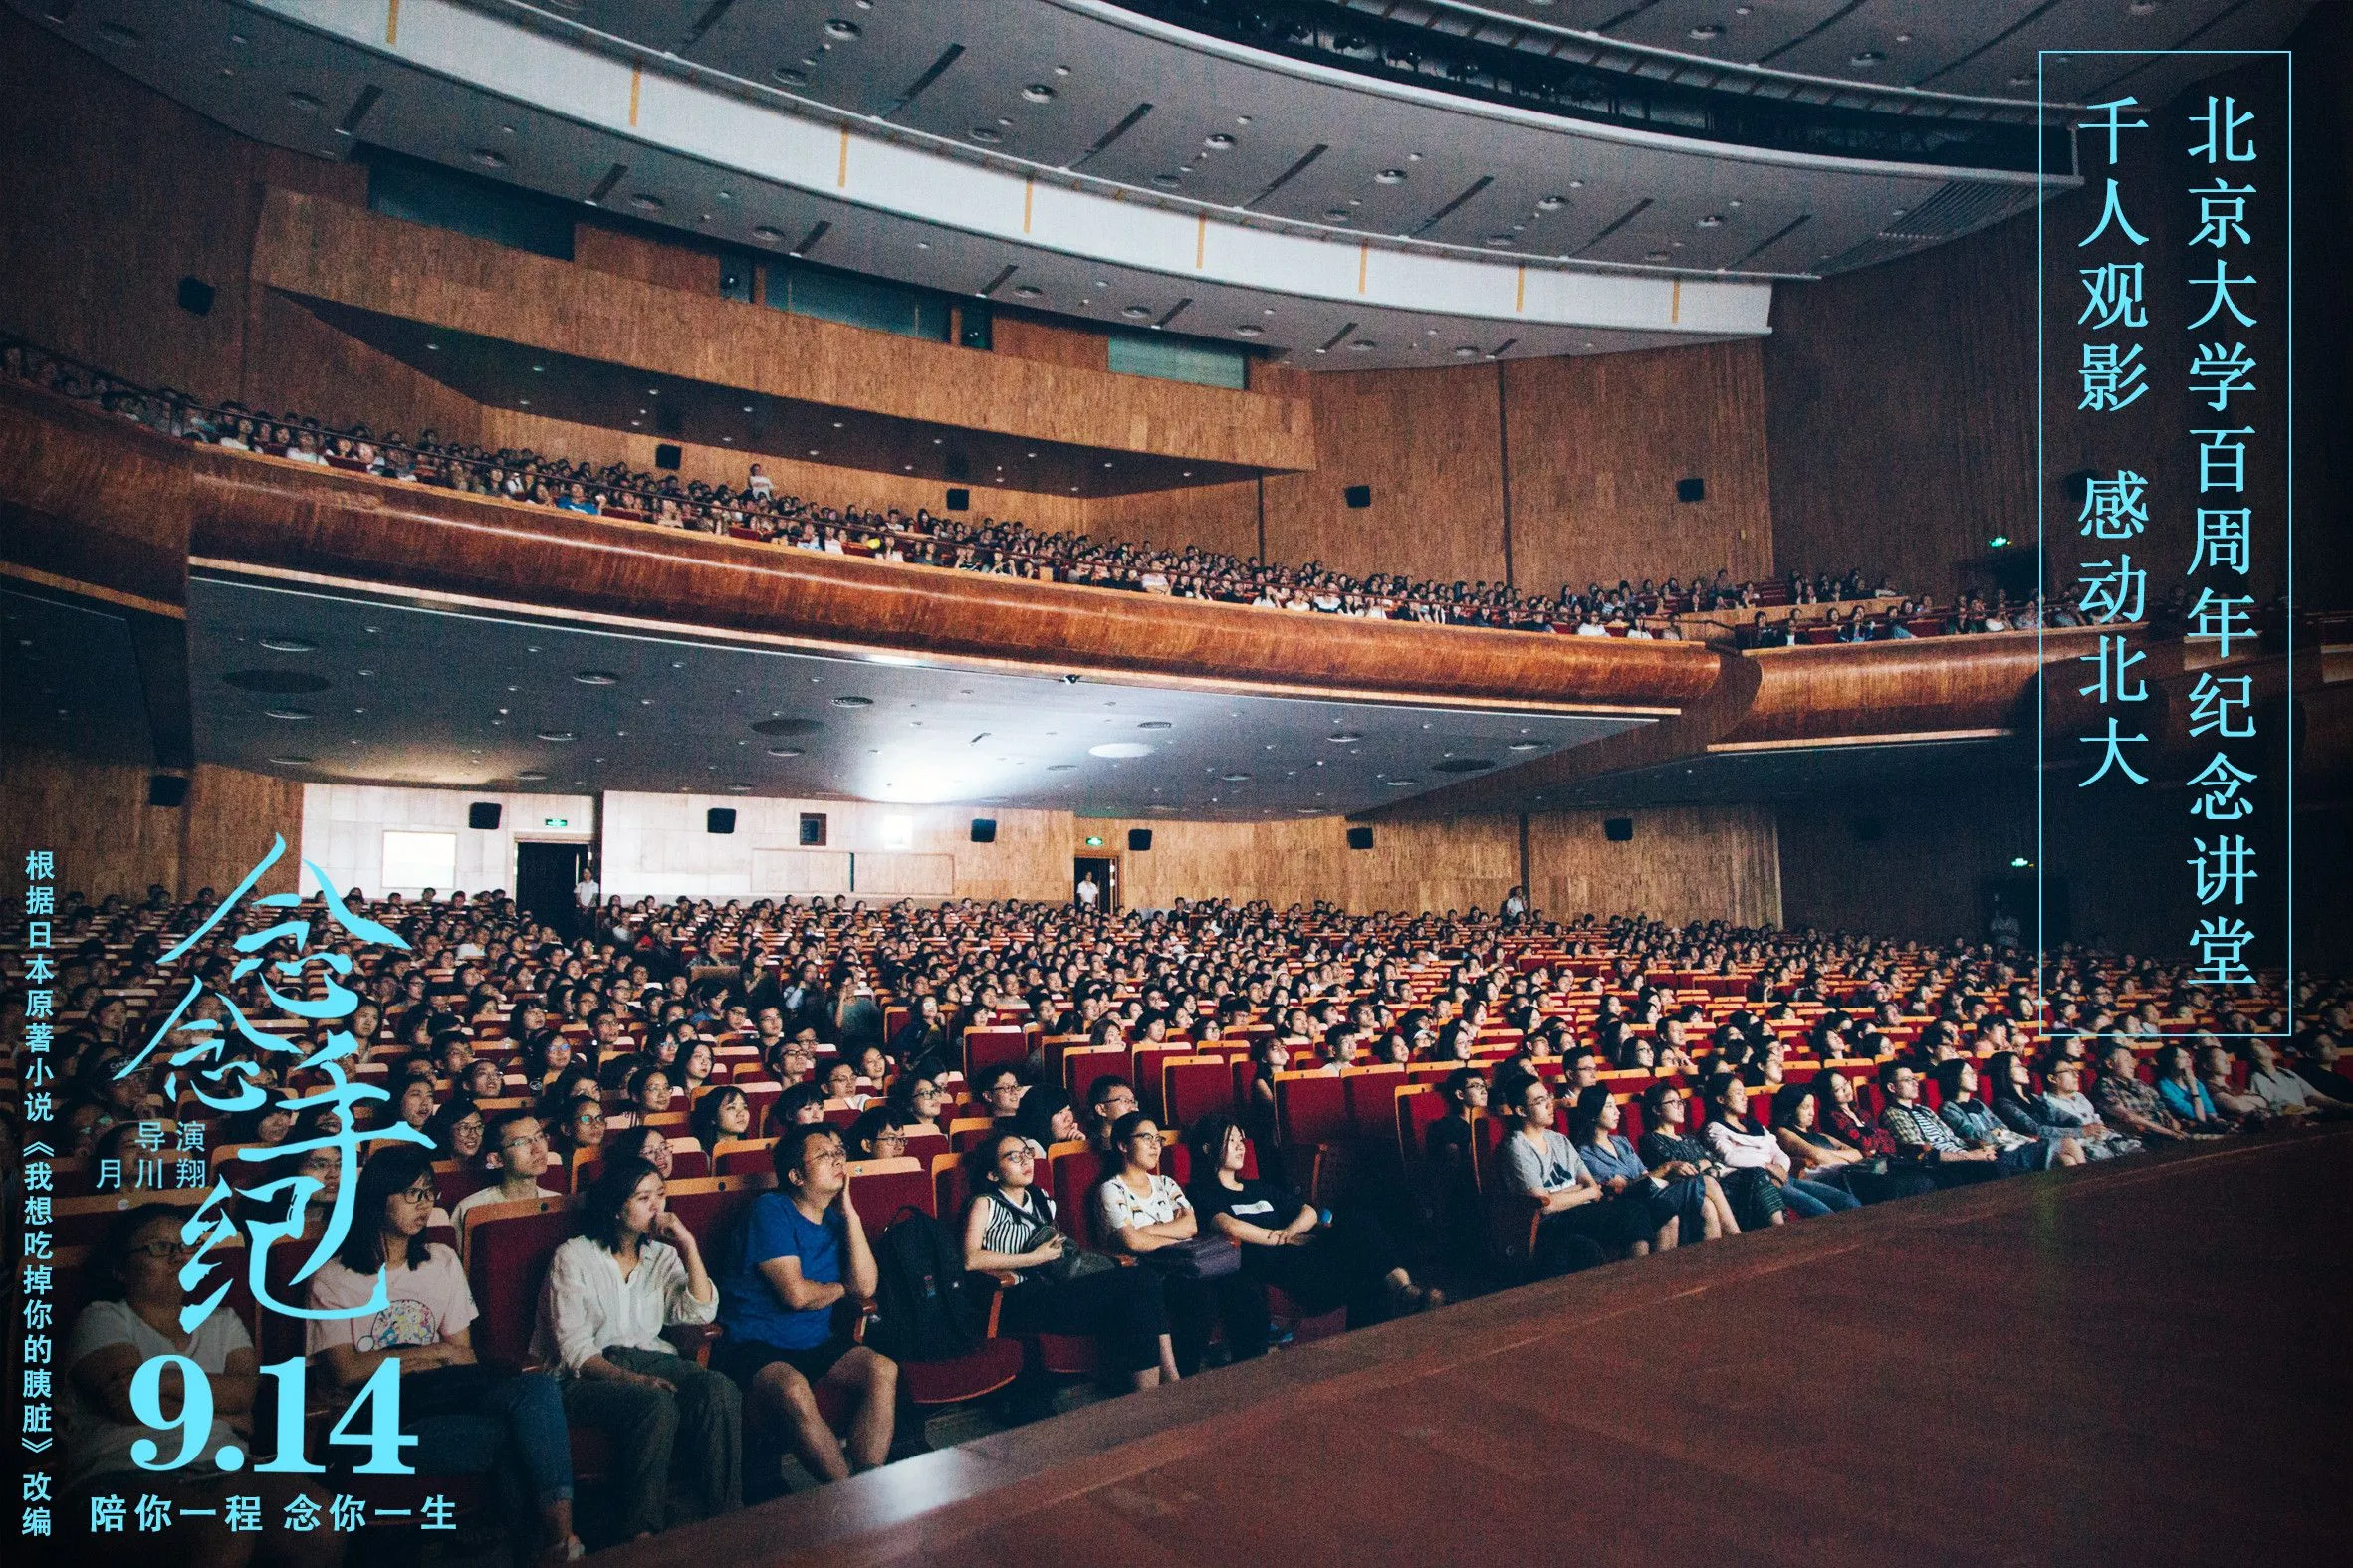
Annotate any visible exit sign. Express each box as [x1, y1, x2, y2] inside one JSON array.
[[543, 817, 570, 828]]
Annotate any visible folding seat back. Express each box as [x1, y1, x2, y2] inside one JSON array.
[[1134, 1046, 1192, 1119], [661, 1174, 772, 1267], [55, 1188, 206, 1251], [963, 1027, 1029, 1080], [1046, 1141, 1108, 1251], [1060, 1044, 1132, 1100], [1341, 1064, 1406, 1134], [665, 1136, 709, 1181], [844, 1157, 933, 1246], [1274, 1071, 1348, 1147], [711, 1136, 778, 1177], [901, 1130, 949, 1172], [933, 1151, 972, 1233], [948, 1116, 998, 1153], [462, 1197, 575, 1364], [1397, 1083, 1442, 1164]]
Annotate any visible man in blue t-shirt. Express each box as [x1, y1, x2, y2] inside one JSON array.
[[713, 1125, 896, 1491]]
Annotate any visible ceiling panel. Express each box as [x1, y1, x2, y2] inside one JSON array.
[[185, 574, 1649, 818], [1, 589, 157, 768]]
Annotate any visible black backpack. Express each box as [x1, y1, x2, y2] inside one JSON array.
[[867, 1208, 986, 1364]]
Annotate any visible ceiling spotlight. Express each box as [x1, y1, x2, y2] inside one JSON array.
[[970, 126, 1003, 143], [1535, 195, 1565, 211], [1690, 25, 1725, 40], [1698, 214, 1724, 227], [1013, 285, 1042, 298], [1850, 50, 1884, 64], [263, 708, 314, 721], [1324, 208, 1352, 221], [572, 670, 619, 685], [1205, 133, 1235, 149], [1120, 305, 1151, 319], [516, 771, 549, 782], [258, 637, 316, 653], [753, 225, 785, 242], [1138, 720, 1174, 730], [471, 148, 508, 168], [1349, 340, 1378, 351], [766, 746, 803, 757], [1151, 173, 1182, 187], [1484, 234, 1516, 247], [1234, 325, 1264, 336], [1374, 168, 1406, 184], [831, 695, 873, 708], [1328, 733, 1362, 744], [1452, 346, 1479, 357], [824, 18, 862, 39], [286, 90, 323, 112], [1384, 779, 1419, 787], [1509, 741, 1544, 751], [1219, 773, 1253, 783], [266, 755, 314, 767], [629, 193, 664, 211], [1022, 83, 1057, 102], [536, 731, 578, 742], [775, 67, 810, 86]]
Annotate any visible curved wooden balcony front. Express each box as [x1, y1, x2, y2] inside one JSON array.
[[0, 381, 1717, 716]]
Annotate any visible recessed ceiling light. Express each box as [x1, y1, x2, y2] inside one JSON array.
[[263, 707, 313, 721], [1138, 721, 1174, 730], [774, 67, 810, 86], [471, 148, 507, 168], [1535, 195, 1565, 212], [1022, 83, 1057, 102], [537, 731, 578, 742], [266, 755, 314, 768], [1385, 779, 1419, 787], [1047, 763, 1078, 772], [725, 783, 751, 792], [1374, 169, 1406, 184], [1349, 341, 1378, 351], [572, 670, 619, 685], [1089, 742, 1153, 759], [1324, 208, 1351, 221], [286, 90, 323, 112], [971, 126, 1003, 143], [1647, 250, 1672, 261], [753, 225, 786, 242], [1120, 305, 1151, 319], [831, 695, 873, 708], [1220, 773, 1253, 783], [1894, 33, 1913, 43], [1691, 25, 1725, 40], [824, 18, 862, 38], [1012, 285, 1043, 298], [1205, 133, 1235, 150], [1850, 50, 1883, 65], [1151, 173, 1182, 188], [1327, 733, 1362, 744], [516, 771, 549, 782], [1452, 346, 1479, 357], [258, 637, 316, 654], [1698, 214, 1724, 227], [630, 193, 664, 211], [1509, 741, 1544, 751], [1484, 234, 1516, 247]]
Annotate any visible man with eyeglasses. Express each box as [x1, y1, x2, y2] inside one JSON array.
[[451, 1108, 560, 1226]]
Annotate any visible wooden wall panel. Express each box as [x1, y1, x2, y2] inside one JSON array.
[[1260, 365, 1508, 588], [990, 310, 1109, 371], [574, 221, 723, 295], [1086, 815, 1523, 915], [254, 192, 1314, 473], [0, 749, 301, 903], [1527, 805, 1780, 928], [1505, 342, 1773, 594], [1089, 479, 1263, 563]]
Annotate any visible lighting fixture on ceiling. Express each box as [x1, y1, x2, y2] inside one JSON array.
[[263, 708, 313, 721], [536, 731, 577, 742], [629, 193, 664, 211], [572, 670, 619, 685], [775, 68, 809, 86], [258, 637, 316, 653], [824, 19, 862, 39], [830, 695, 873, 708], [286, 90, 323, 112], [971, 126, 1003, 143], [1205, 133, 1235, 150], [1120, 305, 1151, 319], [1022, 83, 1056, 102], [472, 148, 508, 168]]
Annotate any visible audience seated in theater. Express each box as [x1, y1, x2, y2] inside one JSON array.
[[2242, 1037, 2353, 1121], [962, 1130, 1179, 1391], [307, 1146, 581, 1563], [1640, 1081, 1782, 1229], [452, 1108, 563, 1225], [1494, 1072, 1611, 1276], [1986, 1052, 2127, 1162], [532, 1155, 738, 1538], [2092, 1042, 2215, 1144], [1569, 1084, 1728, 1251], [691, 1083, 754, 1149], [1704, 1076, 1860, 1217], [1879, 1061, 2007, 1184], [712, 1125, 898, 1493], [1937, 1059, 2084, 1169], [62, 1205, 339, 1568]]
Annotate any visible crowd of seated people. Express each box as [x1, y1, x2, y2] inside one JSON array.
[[4, 336, 1906, 638], [10, 873, 2347, 1556]]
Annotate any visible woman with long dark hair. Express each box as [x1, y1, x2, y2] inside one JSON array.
[[531, 1156, 737, 1538], [305, 1145, 579, 1563]]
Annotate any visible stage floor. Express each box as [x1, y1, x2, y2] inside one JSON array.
[[614, 1128, 2353, 1567]]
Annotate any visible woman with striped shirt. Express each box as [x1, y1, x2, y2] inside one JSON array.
[[960, 1131, 1178, 1391]]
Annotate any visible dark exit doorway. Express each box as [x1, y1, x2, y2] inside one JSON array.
[[517, 841, 589, 936], [1980, 871, 2068, 953], [1074, 856, 1117, 913]]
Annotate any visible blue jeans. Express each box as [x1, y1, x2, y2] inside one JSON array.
[[1781, 1178, 1862, 1217], [412, 1369, 575, 1509]]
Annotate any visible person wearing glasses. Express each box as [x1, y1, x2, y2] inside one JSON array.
[[451, 1108, 563, 1226], [1495, 1072, 1610, 1276], [844, 1103, 916, 1162], [884, 1071, 950, 1139], [62, 1205, 340, 1568], [307, 1145, 580, 1564], [713, 1125, 898, 1497]]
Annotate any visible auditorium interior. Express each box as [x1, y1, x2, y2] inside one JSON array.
[[4, 1, 2351, 1563]]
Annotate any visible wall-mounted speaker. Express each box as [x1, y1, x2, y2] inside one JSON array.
[[147, 775, 189, 809], [176, 276, 216, 317], [467, 802, 503, 830], [970, 818, 997, 843], [1675, 477, 1706, 504], [945, 487, 971, 511], [1127, 829, 1153, 852], [1343, 484, 1372, 509], [1603, 816, 1634, 842], [1346, 826, 1375, 851], [706, 808, 737, 835], [654, 442, 683, 471]]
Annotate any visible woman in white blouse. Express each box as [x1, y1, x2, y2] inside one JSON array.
[[532, 1155, 740, 1539], [1702, 1077, 1860, 1221]]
